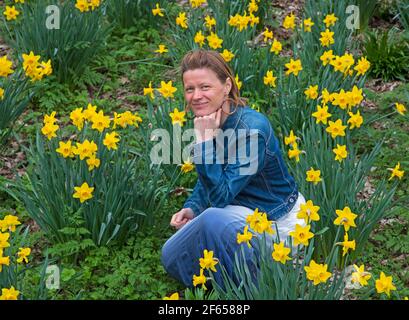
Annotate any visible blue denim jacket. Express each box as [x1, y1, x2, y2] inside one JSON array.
[[183, 105, 298, 220]]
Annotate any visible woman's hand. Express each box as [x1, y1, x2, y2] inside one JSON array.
[[194, 108, 222, 143], [170, 208, 195, 229]]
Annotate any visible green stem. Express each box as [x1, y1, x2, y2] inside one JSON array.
[[365, 111, 398, 126]]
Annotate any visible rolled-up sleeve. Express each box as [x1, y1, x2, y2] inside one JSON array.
[[182, 179, 209, 217]]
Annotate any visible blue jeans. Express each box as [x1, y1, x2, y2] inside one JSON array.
[[161, 207, 256, 288]]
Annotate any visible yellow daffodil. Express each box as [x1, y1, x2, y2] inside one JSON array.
[[235, 74, 242, 91], [289, 224, 314, 246], [334, 206, 357, 232], [73, 140, 98, 160], [103, 131, 120, 150], [199, 249, 218, 272], [320, 50, 335, 66], [395, 102, 406, 115], [388, 162, 405, 181], [354, 56, 371, 76], [194, 30, 205, 47], [306, 167, 322, 185], [285, 58, 303, 76], [157, 80, 177, 99], [375, 272, 396, 297], [83, 103, 97, 121], [347, 110, 363, 129], [22, 51, 41, 72], [284, 130, 298, 146], [204, 15, 216, 29], [283, 13, 296, 30], [56, 141, 75, 158], [263, 27, 273, 42], [272, 241, 291, 264], [0, 254, 10, 272], [288, 142, 303, 162], [323, 13, 338, 27], [321, 88, 334, 104], [0, 287, 20, 300], [237, 225, 253, 248], [17, 247, 31, 264], [329, 55, 344, 73], [254, 213, 275, 235], [303, 18, 314, 32], [331, 90, 349, 110], [0, 232, 11, 249], [304, 260, 332, 285], [86, 155, 100, 171], [351, 264, 371, 287], [152, 3, 164, 17], [304, 85, 319, 100], [190, 0, 206, 8], [326, 119, 346, 139], [207, 32, 223, 49], [41, 123, 59, 140], [312, 104, 332, 125], [297, 200, 320, 224], [155, 44, 168, 54], [248, 0, 258, 14], [0, 87, 4, 100], [163, 292, 179, 300], [143, 81, 155, 100], [91, 110, 111, 133], [192, 268, 207, 290], [341, 53, 355, 74], [320, 29, 335, 47], [180, 159, 194, 173], [270, 38, 282, 55], [349, 86, 364, 108], [221, 49, 234, 62], [176, 12, 188, 29], [333, 144, 348, 162], [3, 5, 19, 21], [263, 70, 277, 88], [73, 182, 94, 203], [0, 55, 14, 77], [337, 233, 356, 256], [0, 215, 21, 233], [169, 108, 186, 127], [246, 208, 261, 229], [245, 208, 275, 235], [248, 13, 259, 27], [70, 107, 85, 130]]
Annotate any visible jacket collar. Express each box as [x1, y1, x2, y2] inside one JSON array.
[[221, 104, 244, 131]]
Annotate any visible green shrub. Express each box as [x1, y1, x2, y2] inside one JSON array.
[[6, 107, 172, 246], [0, 72, 32, 148], [105, 0, 175, 30], [363, 28, 409, 81], [2, 0, 111, 85]]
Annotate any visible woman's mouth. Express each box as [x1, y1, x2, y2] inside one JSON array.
[[193, 102, 208, 108]]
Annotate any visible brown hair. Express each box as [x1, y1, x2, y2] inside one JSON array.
[[180, 49, 247, 112]]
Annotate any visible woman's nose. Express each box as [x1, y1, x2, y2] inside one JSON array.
[[192, 89, 202, 100]]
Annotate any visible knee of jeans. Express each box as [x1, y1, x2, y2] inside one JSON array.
[[199, 207, 225, 229], [161, 240, 173, 270]]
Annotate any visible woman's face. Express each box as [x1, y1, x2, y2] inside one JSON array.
[[183, 68, 231, 117]]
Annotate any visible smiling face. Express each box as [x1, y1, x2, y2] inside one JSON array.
[[183, 68, 232, 117]]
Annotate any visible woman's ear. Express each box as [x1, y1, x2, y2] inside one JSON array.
[[225, 77, 232, 95]]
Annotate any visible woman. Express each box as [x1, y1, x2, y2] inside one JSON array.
[[161, 49, 306, 288]]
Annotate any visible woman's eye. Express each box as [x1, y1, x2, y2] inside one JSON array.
[[185, 88, 194, 93], [201, 86, 210, 90]]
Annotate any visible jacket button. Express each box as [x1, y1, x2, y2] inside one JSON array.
[[289, 198, 294, 203]]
